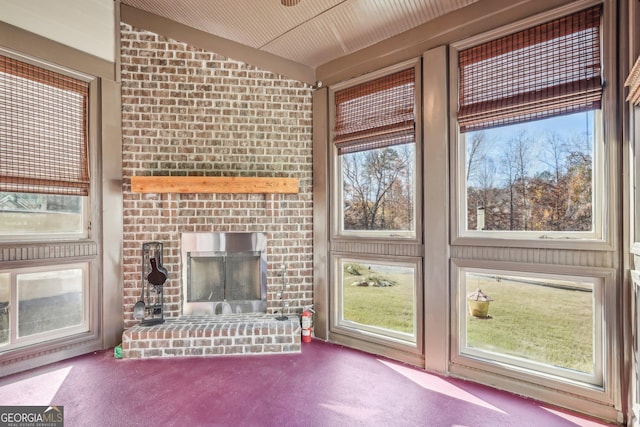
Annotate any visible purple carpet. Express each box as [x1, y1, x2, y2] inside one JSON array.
[[0, 340, 614, 426]]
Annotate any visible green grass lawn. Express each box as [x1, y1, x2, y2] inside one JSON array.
[[465, 274, 594, 373], [341, 263, 594, 374], [342, 262, 415, 334]]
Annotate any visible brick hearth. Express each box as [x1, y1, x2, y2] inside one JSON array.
[[121, 314, 301, 359]]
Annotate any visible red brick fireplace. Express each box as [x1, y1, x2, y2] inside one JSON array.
[[119, 23, 313, 357]]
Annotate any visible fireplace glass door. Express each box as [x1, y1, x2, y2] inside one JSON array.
[[181, 232, 267, 315], [187, 251, 262, 302]]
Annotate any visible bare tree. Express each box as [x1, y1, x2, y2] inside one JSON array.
[[477, 157, 496, 206], [466, 131, 487, 185], [564, 151, 593, 231], [540, 132, 568, 230], [342, 146, 413, 230], [497, 131, 533, 230], [512, 131, 532, 230], [501, 144, 518, 230], [467, 120, 594, 233]]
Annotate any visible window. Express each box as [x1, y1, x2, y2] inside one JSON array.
[[0, 48, 96, 364], [456, 6, 603, 239], [0, 263, 90, 350], [0, 53, 90, 240], [333, 65, 418, 238], [454, 263, 605, 386], [335, 256, 419, 345], [329, 59, 423, 363], [449, 3, 619, 411]]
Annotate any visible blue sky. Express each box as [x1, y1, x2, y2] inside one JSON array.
[[466, 111, 595, 186]]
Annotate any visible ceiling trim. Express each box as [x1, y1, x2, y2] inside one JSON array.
[[120, 4, 316, 84]]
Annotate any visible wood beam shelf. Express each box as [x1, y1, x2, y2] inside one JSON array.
[[131, 176, 299, 194]]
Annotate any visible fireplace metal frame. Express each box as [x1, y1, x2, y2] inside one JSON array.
[[180, 232, 267, 315]]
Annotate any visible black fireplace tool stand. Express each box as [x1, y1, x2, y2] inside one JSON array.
[[140, 242, 166, 326]]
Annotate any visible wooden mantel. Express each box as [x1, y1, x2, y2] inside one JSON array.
[[131, 176, 299, 194]]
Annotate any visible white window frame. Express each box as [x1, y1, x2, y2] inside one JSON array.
[[0, 194, 90, 243], [450, 258, 617, 404], [330, 58, 422, 242], [0, 262, 91, 351], [0, 48, 93, 243], [454, 262, 604, 386], [332, 254, 422, 350], [455, 113, 605, 242], [450, 0, 612, 248]]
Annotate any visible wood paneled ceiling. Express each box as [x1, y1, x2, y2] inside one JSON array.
[[120, 0, 479, 82]]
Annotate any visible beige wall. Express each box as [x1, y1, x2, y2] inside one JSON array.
[[0, 0, 115, 62], [0, 5, 122, 375]]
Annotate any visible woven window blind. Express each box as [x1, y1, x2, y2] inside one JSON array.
[[0, 54, 90, 196], [457, 6, 602, 133], [333, 67, 415, 155], [625, 56, 640, 105]]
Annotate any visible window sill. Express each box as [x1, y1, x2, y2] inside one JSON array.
[[451, 235, 613, 252]]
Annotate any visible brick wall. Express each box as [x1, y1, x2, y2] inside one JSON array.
[[120, 23, 313, 329]]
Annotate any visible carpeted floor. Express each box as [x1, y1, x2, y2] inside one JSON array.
[[0, 340, 614, 426]]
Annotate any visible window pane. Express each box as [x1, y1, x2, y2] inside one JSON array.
[[465, 112, 594, 233], [17, 268, 84, 337], [0, 273, 8, 346], [341, 259, 416, 342], [341, 144, 415, 234], [465, 271, 595, 375], [0, 191, 84, 236], [0, 55, 90, 197]]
